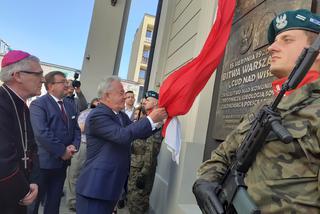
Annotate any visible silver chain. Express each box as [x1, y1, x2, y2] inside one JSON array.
[[2, 85, 28, 169]]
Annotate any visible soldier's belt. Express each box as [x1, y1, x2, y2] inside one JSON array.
[[131, 145, 146, 155]]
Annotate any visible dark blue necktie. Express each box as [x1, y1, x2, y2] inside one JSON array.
[[117, 113, 124, 127]]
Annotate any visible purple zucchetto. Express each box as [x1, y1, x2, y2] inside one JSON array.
[[1, 50, 31, 68]]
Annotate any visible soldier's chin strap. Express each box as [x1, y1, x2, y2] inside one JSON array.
[[147, 109, 153, 115]]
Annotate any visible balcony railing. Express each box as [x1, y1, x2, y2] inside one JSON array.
[[141, 56, 148, 64], [145, 37, 152, 43]]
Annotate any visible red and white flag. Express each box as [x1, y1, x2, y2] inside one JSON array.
[[158, 0, 236, 163]]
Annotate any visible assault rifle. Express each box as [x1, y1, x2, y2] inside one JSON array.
[[208, 34, 320, 214]]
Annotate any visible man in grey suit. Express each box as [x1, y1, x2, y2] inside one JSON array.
[[76, 76, 167, 214]]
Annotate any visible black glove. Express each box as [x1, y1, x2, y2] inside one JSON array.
[[192, 179, 225, 214], [136, 174, 146, 189]]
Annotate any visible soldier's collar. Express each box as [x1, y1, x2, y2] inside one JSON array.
[[277, 77, 320, 110]]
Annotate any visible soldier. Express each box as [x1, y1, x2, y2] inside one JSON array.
[[193, 9, 320, 213], [127, 91, 163, 214]]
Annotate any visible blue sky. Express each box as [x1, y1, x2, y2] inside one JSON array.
[[0, 0, 157, 79]]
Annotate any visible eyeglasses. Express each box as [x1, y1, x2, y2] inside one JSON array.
[[19, 70, 44, 77], [53, 81, 68, 85]]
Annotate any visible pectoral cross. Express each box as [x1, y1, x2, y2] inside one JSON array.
[[22, 152, 29, 169]]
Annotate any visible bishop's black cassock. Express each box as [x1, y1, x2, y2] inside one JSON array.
[[0, 84, 39, 213]]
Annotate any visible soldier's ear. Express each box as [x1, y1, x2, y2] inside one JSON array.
[[314, 52, 320, 68], [314, 63, 320, 74]]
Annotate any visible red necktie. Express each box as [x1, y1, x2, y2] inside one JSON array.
[[57, 101, 68, 123]]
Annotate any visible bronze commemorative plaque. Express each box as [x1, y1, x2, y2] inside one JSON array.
[[209, 0, 315, 140]]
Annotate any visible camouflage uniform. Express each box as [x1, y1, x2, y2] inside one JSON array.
[[127, 128, 163, 214], [198, 79, 320, 213]]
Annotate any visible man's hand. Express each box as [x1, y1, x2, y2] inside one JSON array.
[[67, 145, 77, 154], [192, 179, 224, 214], [20, 183, 38, 206], [136, 174, 146, 189], [61, 145, 77, 160], [148, 107, 167, 123]]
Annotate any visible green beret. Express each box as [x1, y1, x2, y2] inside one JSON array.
[[268, 9, 320, 44], [145, 90, 159, 99]]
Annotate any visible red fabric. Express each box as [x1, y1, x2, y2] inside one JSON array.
[[272, 70, 320, 96], [158, 0, 236, 136]]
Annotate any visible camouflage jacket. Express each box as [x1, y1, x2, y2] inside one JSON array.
[[198, 79, 320, 213], [131, 127, 163, 176]]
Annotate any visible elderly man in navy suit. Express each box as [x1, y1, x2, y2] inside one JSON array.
[[30, 71, 81, 214], [76, 76, 167, 214]]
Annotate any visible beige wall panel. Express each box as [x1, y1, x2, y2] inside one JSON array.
[[173, 0, 193, 22], [167, 12, 200, 57], [148, 0, 177, 90], [149, 0, 219, 213], [165, 35, 196, 75], [171, 0, 200, 38], [163, 0, 201, 77]]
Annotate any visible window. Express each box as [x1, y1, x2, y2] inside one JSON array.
[[139, 70, 146, 79], [142, 50, 149, 64], [146, 30, 152, 43], [143, 50, 150, 58], [146, 30, 152, 38]]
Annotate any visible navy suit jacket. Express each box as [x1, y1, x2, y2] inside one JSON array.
[[30, 93, 81, 169], [76, 103, 153, 201]]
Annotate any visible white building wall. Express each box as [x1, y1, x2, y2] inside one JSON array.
[[149, 0, 218, 213]]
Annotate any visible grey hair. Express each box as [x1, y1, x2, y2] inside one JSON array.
[[97, 75, 121, 98], [0, 55, 40, 82]]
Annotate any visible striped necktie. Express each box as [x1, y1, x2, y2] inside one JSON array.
[[57, 101, 68, 123]]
